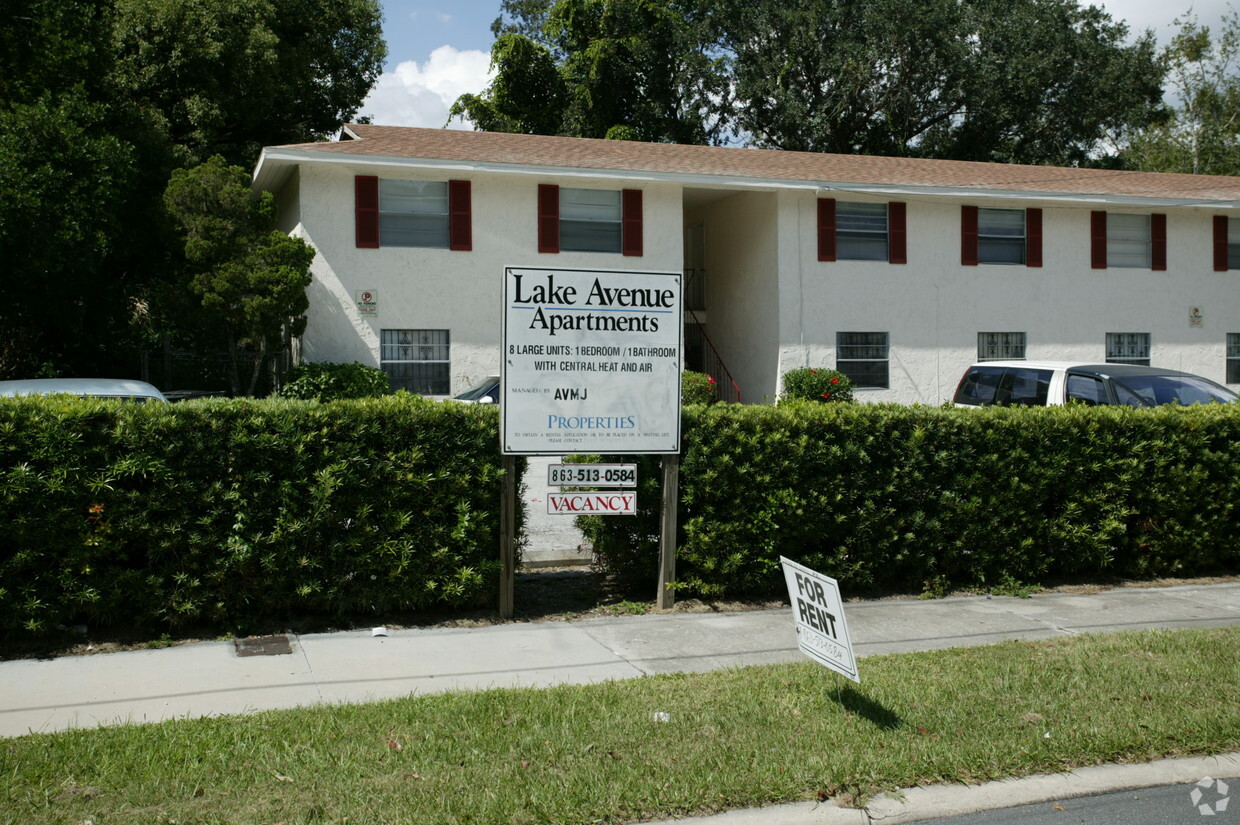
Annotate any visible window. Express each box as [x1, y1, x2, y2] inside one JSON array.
[[836, 332, 889, 388], [1106, 332, 1150, 366], [961, 206, 1041, 267], [1213, 217, 1240, 271], [355, 177, 471, 250], [978, 332, 1026, 361], [1107, 213, 1151, 268], [817, 199, 906, 263], [1091, 211, 1165, 270], [953, 365, 1051, 406], [538, 185, 642, 255], [380, 329, 450, 394], [1228, 334, 1240, 383], [379, 180, 449, 247], [1066, 374, 1107, 405], [978, 208, 1026, 264]]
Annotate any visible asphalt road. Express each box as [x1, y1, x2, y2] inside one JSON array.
[[922, 779, 1233, 825]]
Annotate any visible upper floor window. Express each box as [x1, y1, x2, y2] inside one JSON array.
[[1212, 216, 1240, 271], [978, 208, 1026, 264], [1090, 211, 1165, 270], [539, 185, 642, 256], [978, 332, 1027, 361], [379, 180, 449, 247], [836, 331, 889, 388], [355, 177, 471, 251], [961, 206, 1041, 267], [1106, 332, 1151, 366], [818, 199, 906, 263]]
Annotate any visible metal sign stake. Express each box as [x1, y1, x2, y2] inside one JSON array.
[[657, 454, 680, 610]]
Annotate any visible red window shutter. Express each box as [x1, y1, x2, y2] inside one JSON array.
[[1151, 213, 1166, 271], [538, 184, 559, 253], [1091, 211, 1107, 269], [961, 205, 978, 266], [448, 180, 472, 252], [1215, 215, 1230, 271], [1026, 208, 1042, 268], [355, 175, 379, 249], [817, 198, 836, 262], [622, 189, 643, 256], [888, 201, 907, 264]]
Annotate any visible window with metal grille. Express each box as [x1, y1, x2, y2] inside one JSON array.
[[1228, 334, 1240, 383], [381, 329, 450, 394], [1106, 332, 1150, 366], [978, 332, 1026, 361], [1107, 214, 1151, 269], [836, 202, 888, 261], [560, 188, 622, 253], [379, 180, 449, 247], [978, 208, 1026, 264], [836, 332, 889, 388]]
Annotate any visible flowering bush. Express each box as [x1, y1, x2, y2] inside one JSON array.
[[279, 361, 391, 401], [682, 370, 718, 405], [779, 367, 855, 403]]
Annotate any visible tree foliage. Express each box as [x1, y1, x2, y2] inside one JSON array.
[[164, 156, 314, 396], [1125, 11, 1240, 175], [113, 0, 387, 167], [455, 0, 731, 144], [0, 0, 384, 380], [464, 0, 1164, 164]]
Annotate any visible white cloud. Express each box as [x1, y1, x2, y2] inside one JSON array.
[[360, 45, 492, 129]]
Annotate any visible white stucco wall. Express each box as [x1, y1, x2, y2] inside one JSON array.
[[779, 191, 1240, 404], [292, 163, 683, 395]]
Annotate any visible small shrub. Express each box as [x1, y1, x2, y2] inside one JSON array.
[[279, 361, 391, 401], [682, 370, 718, 405], [780, 367, 855, 403]]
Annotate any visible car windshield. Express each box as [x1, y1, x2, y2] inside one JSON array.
[[454, 378, 499, 402], [1110, 374, 1239, 407]]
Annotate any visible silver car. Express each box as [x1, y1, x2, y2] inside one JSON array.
[[0, 378, 168, 403], [953, 361, 1239, 408]]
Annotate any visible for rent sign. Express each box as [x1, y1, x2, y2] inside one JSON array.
[[780, 557, 859, 683], [502, 267, 683, 455]]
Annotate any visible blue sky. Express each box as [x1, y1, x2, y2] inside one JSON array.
[[362, 0, 1235, 131]]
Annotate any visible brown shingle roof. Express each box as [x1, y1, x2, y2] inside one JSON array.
[[266, 124, 1240, 203]]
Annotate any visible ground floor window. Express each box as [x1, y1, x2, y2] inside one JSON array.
[[381, 329, 450, 394], [978, 332, 1026, 361], [1106, 332, 1150, 366], [1228, 334, 1240, 383], [836, 331, 889, 388]]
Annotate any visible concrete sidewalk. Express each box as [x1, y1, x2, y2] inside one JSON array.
[[1, 581, 1237, 739]]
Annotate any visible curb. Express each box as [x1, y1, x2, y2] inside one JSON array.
[[665, 751, 1240, 824]]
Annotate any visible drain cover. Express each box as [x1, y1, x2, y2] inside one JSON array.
[[234, 634, 293, 657]]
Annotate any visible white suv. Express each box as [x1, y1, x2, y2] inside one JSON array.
[[952, 361, 1239, 408]]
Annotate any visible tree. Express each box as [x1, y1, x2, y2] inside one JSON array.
[[1125, 11, 1240, 175], [719, 0, 1164, 164], [163, 156, 314, 396], [454, 0, 732, 144], [112, 0, 387, 167], [0, 0, 148, 377]]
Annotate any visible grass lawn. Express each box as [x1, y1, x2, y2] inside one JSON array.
[[2, 627, 1237, 825]]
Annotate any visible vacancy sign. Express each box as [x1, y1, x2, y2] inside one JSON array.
[[502, 266, 683, 455], [780, 557, 859, 683], [547, 491, 637, 515]]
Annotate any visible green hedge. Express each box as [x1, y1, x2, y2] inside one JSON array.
[[0, 396, 522, 635], [581, 402, 1240, 597]]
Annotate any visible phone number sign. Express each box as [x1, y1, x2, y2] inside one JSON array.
[[502, 266, 683, 456]]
